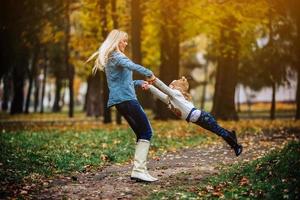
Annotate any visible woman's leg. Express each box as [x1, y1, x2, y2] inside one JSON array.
[[115, 100, 157, 182], [194, 110, 242, 156], [115, 100, 152, 141]]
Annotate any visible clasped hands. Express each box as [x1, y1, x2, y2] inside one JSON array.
[[141, 75, 156, 90]]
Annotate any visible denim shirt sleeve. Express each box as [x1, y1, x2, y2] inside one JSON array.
[[114, 52, 153, 77], [133, 80, 144, 87]]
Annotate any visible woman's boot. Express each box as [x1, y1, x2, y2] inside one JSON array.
[[131, 139, 158, 182]]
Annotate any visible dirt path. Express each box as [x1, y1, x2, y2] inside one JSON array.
[[35, 130, 299, 200]]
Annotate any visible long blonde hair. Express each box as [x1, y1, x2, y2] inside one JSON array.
[[87, 29, 128, 74]]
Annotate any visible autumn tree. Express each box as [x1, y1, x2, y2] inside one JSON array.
[[154, 0, 181, 120], [211, 14, 240, 120], [284, 0, 300, 119]]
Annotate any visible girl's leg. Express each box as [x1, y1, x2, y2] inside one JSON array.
[[195, 110, 242, 156], [195, 110, 230, 138]]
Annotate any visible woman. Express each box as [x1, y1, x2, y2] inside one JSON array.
[[88, 29, 157, 182]]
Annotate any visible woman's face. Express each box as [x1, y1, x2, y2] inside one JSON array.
[[118, 37, 128, 53]]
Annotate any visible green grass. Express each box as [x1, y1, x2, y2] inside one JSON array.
[[149, 141, 300, 200], [0, 128, 207, 185]]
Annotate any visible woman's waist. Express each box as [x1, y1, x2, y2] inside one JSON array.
[[108, 88, 137, 101]]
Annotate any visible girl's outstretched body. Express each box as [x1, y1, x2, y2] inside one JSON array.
[[148, 77, 243, 156]]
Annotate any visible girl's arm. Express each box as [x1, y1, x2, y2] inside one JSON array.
[[148, 85, 169, 104], [153, 78, 176, 98], [115, 53, 153, 77]]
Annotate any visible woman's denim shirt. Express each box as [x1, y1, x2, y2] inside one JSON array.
[[105, 51, 153, 107]]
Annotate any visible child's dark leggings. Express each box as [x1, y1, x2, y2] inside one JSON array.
[[193, 110, 230, 137], [115, 99, 153, 141]]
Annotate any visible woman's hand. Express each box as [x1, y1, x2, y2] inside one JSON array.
[[146, 74, 156, 84], [141, 81, 150, 90]]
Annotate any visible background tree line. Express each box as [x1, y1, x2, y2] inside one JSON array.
[[0, 0, 300, 121]]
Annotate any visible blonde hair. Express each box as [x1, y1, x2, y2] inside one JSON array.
[[86, 29, 128, 74], [169, 76, 192, 101]]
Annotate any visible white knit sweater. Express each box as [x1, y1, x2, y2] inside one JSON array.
[[149, 79, 195, 120]]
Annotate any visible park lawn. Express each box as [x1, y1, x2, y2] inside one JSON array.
[[0, 119, 299, 195], [148, 141, 300, 200], [0, 124, 209, 186]]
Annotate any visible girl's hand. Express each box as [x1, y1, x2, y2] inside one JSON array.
[[146, 74, 156, 84], [141, 81, 150, 90]]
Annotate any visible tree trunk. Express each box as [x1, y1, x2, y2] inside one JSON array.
[[86, 73, 103, 117], [111, 0, 118, 28], [236, 84, 241, 112], [25, 47, 39, 114], [10, 53, 27, 114], [211, 15, 239, 120], [64, 0, 74, 118], [131, 0, 152, 111], [100, 0, 111, 123], [1, 74, 12, 111], [68, 67, 75, 117], [111, 0, 122, 124], [33, 74, 40, 112], [295, 10, 300, 119], [296, 67, 300, 119], [270, 81, 276, 120], [155, 0, 180, 120], [40, 51, 47, 113], [102, 72, 112, 123], [200, 64, 208, 110], [25, 69, 33, 114], [52, 76, 62, 112]]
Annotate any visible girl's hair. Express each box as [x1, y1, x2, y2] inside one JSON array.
[[86, 29, 128, 74], [169, 77, 192, 101]]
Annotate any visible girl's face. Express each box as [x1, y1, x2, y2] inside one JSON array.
[[118, 37, 128, 53]]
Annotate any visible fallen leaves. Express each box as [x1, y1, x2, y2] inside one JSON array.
[[100, 154, 109, 162], [239, 176, 250, 186], [1, 116, 299, 199], [201, 183, 227, 198]]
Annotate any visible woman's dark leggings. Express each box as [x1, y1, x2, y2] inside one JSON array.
[[194, 110, 230, 138], [115, 99, 152, 141]]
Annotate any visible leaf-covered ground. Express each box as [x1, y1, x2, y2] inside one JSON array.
[[149, 141, 300, 200], [0, 118, 300, 199]]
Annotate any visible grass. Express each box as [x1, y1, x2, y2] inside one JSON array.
[[1, 117, 299, 198], [0, 128, 208, 185], [149, 141, 300, 200]]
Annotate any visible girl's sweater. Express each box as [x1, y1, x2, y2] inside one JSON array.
[[149, 79, 195, 120]]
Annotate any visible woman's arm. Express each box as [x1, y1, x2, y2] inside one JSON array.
[[133, 80, 144, 87], [148, 85, 169, 104], [115, 53, 153, 77]]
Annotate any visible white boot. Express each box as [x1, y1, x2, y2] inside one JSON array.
[[131, 139, 158, 182]]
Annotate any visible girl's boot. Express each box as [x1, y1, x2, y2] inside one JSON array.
[[223, 132, 243, 156]]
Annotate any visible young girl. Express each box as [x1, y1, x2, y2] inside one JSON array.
[[88, 29, 157, 182], [148, 77, 243, 156]]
